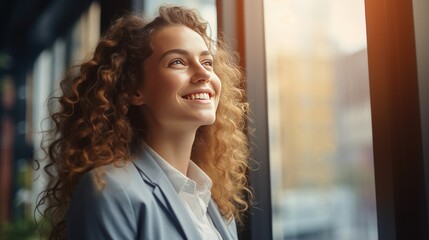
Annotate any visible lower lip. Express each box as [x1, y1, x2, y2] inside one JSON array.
[[182, 98, 213, 104]]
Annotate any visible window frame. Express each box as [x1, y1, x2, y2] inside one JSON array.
[[365, 0, 428, 239], [217, 0, 429, 239], [217, 0, 272, 239]]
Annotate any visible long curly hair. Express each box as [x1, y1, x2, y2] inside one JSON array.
[[36, 5, 251, 239]]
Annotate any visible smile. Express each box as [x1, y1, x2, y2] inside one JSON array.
[[182, 92, 213, 100]]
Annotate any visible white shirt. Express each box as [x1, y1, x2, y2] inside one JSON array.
[[146, 145, 223, 240]]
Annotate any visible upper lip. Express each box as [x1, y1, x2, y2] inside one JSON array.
[[181, 88, 215, 98]]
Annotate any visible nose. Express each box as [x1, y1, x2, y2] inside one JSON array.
[[191, 64, 211, 84]]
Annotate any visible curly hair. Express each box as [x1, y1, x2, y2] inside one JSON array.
[[36, 5, 251, 239]]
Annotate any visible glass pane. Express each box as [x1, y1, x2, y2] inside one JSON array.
[[264, 1, 378, 239]]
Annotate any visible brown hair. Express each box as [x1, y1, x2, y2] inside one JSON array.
[[36, 5, 250, 239]]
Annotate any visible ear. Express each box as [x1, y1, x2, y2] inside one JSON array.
[[130, 90, 145, 106]]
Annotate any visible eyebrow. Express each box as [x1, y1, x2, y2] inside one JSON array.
[[159, 48, 212, 61]]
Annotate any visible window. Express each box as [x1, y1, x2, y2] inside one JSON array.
[[263, 1, 377, 239], [236, 0, 428, 239]]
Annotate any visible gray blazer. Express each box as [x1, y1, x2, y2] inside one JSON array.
[[67, 148, 238, 240]]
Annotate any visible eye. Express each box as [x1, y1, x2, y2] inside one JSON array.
[[202, 59, 213, 68], [169, 59, 185, 67]]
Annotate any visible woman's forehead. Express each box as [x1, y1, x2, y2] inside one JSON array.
[[150, 25, 209, 54]]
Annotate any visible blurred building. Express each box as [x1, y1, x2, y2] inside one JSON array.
[[0, 0, 133, 232]]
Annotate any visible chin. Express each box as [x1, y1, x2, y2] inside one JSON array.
[[200, 116, 216, 126]]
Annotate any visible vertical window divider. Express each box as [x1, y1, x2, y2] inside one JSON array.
[[365, 0, 428, 239], [217, 0, 272, 239], [243, 0, 273, 239]]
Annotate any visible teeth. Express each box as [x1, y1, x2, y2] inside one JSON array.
[[184, 93, 211, 100]]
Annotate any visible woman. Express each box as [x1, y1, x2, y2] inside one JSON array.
[[36, 5, 250, 240]]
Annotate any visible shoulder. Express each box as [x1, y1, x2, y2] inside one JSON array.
[[67, 162, 144, 239], [75, 161, 148, 200], [79, 162, 133, 186], [68, 162, 148, 226]]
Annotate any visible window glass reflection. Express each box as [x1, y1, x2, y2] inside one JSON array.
[[264, 1, 378, 239]]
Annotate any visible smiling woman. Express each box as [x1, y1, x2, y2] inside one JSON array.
[[136, 25, 222, 135], [35, 5, 250, 240]]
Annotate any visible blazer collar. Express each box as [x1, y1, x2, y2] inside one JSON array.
[[208, 200, 237, 240], [132, 148, 202, 240], [132, 146, 237, 240]]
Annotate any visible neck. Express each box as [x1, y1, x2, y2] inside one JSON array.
[[145, 128, 197, 175]]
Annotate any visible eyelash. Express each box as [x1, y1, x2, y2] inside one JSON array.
[[170, 59, 184, 66], [168, 59, 213, 67], [202, 60, 213, 67]]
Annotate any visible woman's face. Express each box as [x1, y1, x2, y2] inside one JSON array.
[[138, 25, 221, 131]]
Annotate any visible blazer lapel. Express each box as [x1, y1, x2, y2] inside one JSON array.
[[208, 200, 237, 240], [132, 149, 202, 240]]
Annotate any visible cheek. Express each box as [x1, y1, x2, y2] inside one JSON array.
[[146, 72, 182, 96], [213, 76, 222, 95], [213, 78, 222, 107], [163, 77, 183, 93]]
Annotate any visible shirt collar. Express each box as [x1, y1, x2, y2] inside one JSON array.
[[187, 161, 213, 205], [144, 144, 213, 199]]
